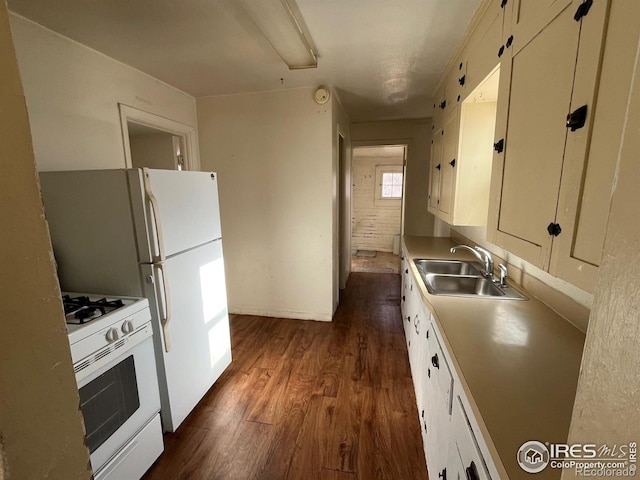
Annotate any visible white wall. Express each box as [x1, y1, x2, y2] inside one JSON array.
[[352, 147, 403, 252], [9, 14, 197, 171], [351, 119, 434, 237], [197, 87, 335, 321]]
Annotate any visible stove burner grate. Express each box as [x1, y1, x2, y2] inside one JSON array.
[[63, 295, 125, 324]]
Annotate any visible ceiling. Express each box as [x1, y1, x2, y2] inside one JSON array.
[[8, 0, 482, 122]]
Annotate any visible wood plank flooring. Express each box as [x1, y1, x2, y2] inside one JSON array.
[[143, 273, 428, 480]]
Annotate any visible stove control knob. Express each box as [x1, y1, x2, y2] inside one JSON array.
[[121, 320, 134, 334], [106, 328, 119, 342]]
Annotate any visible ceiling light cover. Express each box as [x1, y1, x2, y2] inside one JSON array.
[[241, 0, 317, 69]]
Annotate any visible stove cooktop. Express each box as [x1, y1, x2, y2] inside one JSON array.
[[62, 292, 150, 346]]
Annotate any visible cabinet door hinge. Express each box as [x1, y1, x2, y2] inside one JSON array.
[[574, 0, 593, 21], [547, 223, 562, 237], [493, 139, 505, 153], [567, 105, 588, 131]]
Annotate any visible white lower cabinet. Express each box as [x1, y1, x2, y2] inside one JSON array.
[[450, 396, 491, 480], [402, 250, 499, 479]]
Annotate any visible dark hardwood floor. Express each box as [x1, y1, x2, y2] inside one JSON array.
[[143, 273, 428, 480]]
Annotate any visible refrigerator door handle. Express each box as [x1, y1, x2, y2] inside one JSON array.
[[155, 262, 172, 353], [142, 167, 166, 262]]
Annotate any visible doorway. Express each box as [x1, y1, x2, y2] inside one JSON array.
[[351, 145, 406, 274], [119, 104, 200, 171], [128, 122, 185, 170]]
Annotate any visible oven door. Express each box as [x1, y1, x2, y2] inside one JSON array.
[[76, 334, 161, 474]]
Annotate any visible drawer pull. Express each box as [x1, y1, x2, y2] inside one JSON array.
[[465, 461, 479, 480], [439, 468, 447, 480]]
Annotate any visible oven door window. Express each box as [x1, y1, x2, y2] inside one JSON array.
[[79, 355, 140, 453]]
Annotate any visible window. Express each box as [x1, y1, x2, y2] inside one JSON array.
[[374, 165, 403, 206], [381, 172, 403, 198]]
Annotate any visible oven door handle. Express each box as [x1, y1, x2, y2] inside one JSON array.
[[155, 262, 172, 353], [143, 167, 166, 263]]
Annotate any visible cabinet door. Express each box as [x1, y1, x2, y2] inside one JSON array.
[[466, 0, 506, 93], [437, 108, 461, 223], [432, 85, 447, 132], [488, 1, 582, 268], [423, 340, 452, 480], [446, 60, 467, 108], [451, 397, 491, 480], [428, 129, 443, 214], [550, 0, 625, 292]]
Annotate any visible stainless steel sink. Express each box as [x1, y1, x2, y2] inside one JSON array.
[[414, 259, 483, 276], [423, 274, 527, 300]]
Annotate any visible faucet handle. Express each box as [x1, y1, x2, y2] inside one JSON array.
[[498, 264, 508, 286], [473, 246, 493, 277]]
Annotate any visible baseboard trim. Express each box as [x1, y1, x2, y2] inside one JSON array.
[[228, 307, 333, 322]]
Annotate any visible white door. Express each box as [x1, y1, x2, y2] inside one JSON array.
[[144, 239, 231, 432], [130, 169, 223, 262]]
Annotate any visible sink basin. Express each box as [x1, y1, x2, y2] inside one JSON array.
[[414, 259, 483, 276], [423, 274, 527, 300]]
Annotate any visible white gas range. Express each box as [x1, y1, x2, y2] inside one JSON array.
[[62, 293, 164, 480]]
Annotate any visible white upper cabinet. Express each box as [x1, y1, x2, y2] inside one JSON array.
[[429, 68, 499, 226], [549, 1, 640, 291], [487, 0, 614, 291]]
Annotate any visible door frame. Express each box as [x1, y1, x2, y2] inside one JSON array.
[[351, 139, 410, 240], [119, 104, 201, 171]]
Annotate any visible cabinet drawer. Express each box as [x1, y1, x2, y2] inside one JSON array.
[[451, 396, 491, 480]]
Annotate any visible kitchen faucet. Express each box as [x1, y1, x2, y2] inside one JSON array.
[[450, 244, 494, 278]]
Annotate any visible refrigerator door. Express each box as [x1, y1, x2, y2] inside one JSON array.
[[129, 169, 222, 263], [141, 239, 231, 432]]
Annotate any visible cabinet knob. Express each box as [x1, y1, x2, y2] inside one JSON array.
[[436, 163, 441, 171], [431, 354, 440, 369], [439, 468, 447, 480], [402, 295, 406, 301], [465, 461, 479, 480], [458, 75, 466, 86], [449, 159, 456, 167], [494, 139, 504, 153], [407, 316, 411, 323], [405, 269, 409, 274]]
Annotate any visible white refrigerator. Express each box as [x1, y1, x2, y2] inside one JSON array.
[[39, 168, 232, 432]]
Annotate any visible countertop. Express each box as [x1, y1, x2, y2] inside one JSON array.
[[403, 236, 586, 480]]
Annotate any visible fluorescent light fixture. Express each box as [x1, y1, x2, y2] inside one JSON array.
[[240, 0, 317, 69]]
